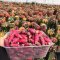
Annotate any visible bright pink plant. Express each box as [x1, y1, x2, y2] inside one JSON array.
[[5, 28, 52, 47]]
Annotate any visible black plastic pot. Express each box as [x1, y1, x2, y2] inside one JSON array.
[[55, 52, 60, 60], [0, 46, 10, 60]]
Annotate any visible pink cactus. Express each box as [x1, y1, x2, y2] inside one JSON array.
[[28, 28, 36, 34], [5, 28, 52, 47]]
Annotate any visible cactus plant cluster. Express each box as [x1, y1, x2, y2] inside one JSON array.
[[0, 1, 60, 45]]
